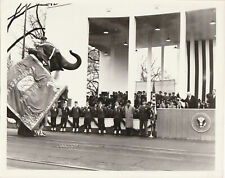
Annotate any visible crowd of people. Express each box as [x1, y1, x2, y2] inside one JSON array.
[[87, 91, 128, 108], [154, 89, 216, 109], [50, 99, 156, 137], [86, 90, 216, 109], [46, 89, 215, 137]]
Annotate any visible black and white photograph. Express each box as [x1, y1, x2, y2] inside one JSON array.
[[1, 0, 225, 177]]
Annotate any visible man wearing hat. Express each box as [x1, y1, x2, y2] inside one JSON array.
[[138, 100, 150, 137], [50, 102, 58, 131], [83, 101, 93, 133], [156, 91, 163, 108], [163, 92, 169, 108], [60, 101, 70, 132], [71, 101, 81, 132], [124, 100, 135, 136], [96, 101, 107, 134], [171, 92, 177, 101], [113, 101, 123, 135]]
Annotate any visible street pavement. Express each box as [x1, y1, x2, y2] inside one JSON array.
[[7, 128, 215, 170]]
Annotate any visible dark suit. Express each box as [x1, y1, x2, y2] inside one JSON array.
[[113, 106, 123, 134], [84, 106, 93, 132], [171, 95, 177, 102], [163, 95, 169, 107], [97, 106, 106, 133], [207, 94, 216, 108], [138, 105, 150, 136], [156, 94, 163, 105], [71, 106, 80, 129], [210, 97, 216, 109], [182, 95, 198, 108], [50, 107, 58, 128], [61, 107, 70, 128]]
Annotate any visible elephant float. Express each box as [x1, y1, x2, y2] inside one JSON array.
[[7, 40, 82, 136]]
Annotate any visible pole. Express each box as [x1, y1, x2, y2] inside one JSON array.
[[161, 45, 164, 80], [22, 4, 28, 59], [128, 16, 136, 104]]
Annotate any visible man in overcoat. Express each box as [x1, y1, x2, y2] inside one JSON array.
[[124, 100, 135, 136]]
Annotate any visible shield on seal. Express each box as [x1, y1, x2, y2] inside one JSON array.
[[191, 112, 211, 133]]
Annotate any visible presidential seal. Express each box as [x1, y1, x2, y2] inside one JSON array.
[[191, 113, 211, 133]]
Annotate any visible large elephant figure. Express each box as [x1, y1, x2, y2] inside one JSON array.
[[27, 42, 82, 72], [7, 41, 82, 136]]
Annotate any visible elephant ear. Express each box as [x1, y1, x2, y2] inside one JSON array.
[[28, 47, 49, 67], [49, 51, 64, 72], [36, 47, 49, 65]]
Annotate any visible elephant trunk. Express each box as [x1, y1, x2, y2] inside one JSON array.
[[60, 50, 82, 70]]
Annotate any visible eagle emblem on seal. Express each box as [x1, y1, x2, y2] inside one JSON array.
[[191, 113, 211, 133]]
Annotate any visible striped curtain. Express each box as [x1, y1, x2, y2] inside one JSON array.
[[186, 40, 215, 102]]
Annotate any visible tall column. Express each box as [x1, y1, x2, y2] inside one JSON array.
[[161, 45, 165, 80], [128, 16, 137, 104], [189, 38, 195, 95], [147, 38, 152, 101], [177, 10, 187, 98]]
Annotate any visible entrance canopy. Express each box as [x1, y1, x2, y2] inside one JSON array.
[[89, 8, 215, 49]]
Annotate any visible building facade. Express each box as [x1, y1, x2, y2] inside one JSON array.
[[45, 1, 220, 105]]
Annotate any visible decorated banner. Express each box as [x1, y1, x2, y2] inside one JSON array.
[[7, 55, 65, 130]]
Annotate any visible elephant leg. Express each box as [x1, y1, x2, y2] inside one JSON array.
[[18, 123, 35, 137]]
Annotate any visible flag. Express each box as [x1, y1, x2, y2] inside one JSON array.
[[186, 39, 215, 102], [7, 55, 65, 130], [152, 80, 156, 93]]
